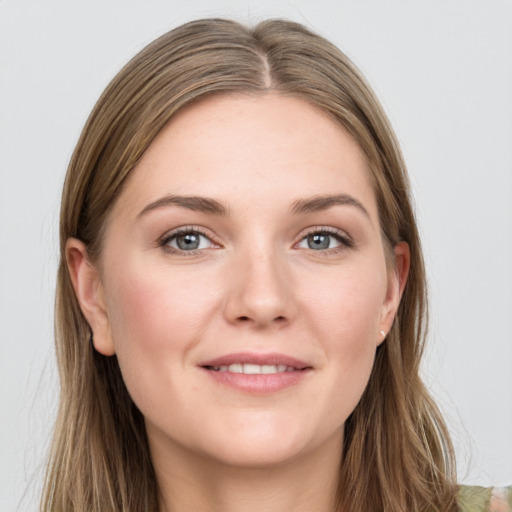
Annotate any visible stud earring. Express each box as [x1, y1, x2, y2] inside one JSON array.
[[380, 330, 386, 337]]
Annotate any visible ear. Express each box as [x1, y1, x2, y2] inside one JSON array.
[[378, 241, 410, 343], [66, 238, 116, 356]]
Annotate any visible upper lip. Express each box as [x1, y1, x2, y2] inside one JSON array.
[[199, 352, 311, 370]]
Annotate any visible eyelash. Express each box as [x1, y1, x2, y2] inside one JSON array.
[[158, 226, 354, 256], [296, 226, 354, 254], [159, 226, 217, 255]]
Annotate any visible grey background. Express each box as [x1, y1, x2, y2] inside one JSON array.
[[1, 1, 511, 510]]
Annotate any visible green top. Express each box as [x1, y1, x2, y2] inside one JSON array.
[[458, 486, 512, 512]]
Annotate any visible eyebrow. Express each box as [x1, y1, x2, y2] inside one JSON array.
[[290, 194, 370, 218], [137, 195, 229, 218], [137, 192, 369, 219]]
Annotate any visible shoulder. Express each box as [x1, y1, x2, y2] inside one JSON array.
[[458, 485, 512, 512], [489, 487, 512, 512]]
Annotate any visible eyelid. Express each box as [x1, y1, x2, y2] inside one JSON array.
[[294, 226, 354, 251], [159, 225, 221, 254]]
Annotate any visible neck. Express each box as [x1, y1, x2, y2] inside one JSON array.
[[149, 429, 343, 512]]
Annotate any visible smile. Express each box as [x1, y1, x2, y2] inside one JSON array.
[[205, 363, 297, 374], [199, 352, 312, 393]]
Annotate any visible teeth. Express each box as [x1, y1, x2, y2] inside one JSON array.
[[243, 363, 261, 374], [211, 364, 297, 374]]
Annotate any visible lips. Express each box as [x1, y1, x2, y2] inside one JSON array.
[[200, 352, 311, 372], [206, 363, 297, 374], [199, 352, 312, 393]]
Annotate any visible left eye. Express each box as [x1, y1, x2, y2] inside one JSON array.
[[164, 231, 214, 251], [297, 232, 343, 251]]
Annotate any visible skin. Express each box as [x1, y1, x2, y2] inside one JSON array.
[[67, 94, 409, 512]]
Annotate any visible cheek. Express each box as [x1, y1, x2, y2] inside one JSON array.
[[102, 260, 220, 407], [301, 262, 386, 414], [304, 260, 387, 343], [106, 261, 215, 351]]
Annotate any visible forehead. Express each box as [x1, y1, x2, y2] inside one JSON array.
[[111, 93, 377, 221]]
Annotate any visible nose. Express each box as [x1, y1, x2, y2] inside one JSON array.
[[223, 246, 295, 329]]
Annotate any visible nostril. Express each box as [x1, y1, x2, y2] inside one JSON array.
[[236, 315, 287, 324]]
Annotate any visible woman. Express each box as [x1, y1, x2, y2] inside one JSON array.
[[41, 18, 510, 512]]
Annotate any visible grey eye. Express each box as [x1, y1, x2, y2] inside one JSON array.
[[166, 231, 213, 251], [176, 233, 201, 250], [299, 232, 342, 251], [307, 233, 330, 250]]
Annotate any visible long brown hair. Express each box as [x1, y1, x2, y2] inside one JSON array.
[[42, 18, 457, 512]]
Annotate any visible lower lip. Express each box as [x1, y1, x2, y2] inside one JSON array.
[[200, 368, 311, 393]]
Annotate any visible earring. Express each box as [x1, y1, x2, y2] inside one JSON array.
[[380, 330, 386, 337]]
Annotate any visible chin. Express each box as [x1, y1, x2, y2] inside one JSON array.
[[190, 414, 341, 470], [201, 437, 309, 469]]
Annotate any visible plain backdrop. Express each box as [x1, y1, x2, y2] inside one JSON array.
[[1, 1, 511, 510]]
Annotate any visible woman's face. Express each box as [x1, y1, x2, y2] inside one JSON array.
[[70, 94, 407, 468]]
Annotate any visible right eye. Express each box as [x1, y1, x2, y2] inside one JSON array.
[[161, 229, 216, 253]]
